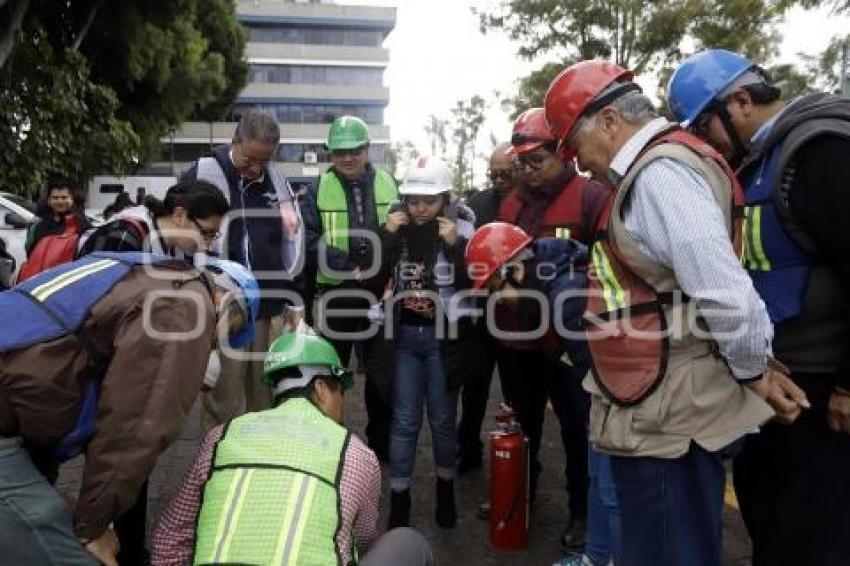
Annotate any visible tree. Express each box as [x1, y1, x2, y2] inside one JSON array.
[[449, 95, 487, 194], [0, 29, 139, 195], [386, 140, 419, 178], [0, 0, 247, 194], [477, 0, 799, 115], [424, 115, 449, 157]]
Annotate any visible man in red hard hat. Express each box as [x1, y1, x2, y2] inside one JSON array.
[[543, 60, 808, 565], [493, 107, 611, 550]]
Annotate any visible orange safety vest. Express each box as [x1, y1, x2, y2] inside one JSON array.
[[585, 128, 744, 406], [498, 173, 590, 243]]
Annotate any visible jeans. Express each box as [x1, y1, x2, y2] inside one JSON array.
[[585, 447, 622, 565], [0, 437, 96, 564], [390, 324, 457, 491], [611, 442, 726, 566]]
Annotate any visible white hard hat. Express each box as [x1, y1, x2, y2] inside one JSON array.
[[399, 157, 453, 196]]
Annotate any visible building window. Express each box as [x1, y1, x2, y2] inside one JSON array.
[[249, 64, 384, 86], [231, 103, 384, 124], [247, 24, 384, 47], [275, 143, 390, 164]]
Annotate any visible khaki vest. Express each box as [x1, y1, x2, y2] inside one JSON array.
[[584, 140, 773, 459]]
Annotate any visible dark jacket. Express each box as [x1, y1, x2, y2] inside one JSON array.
[[367, 201, 479, 396], [467, 186, 507, 228], [0, 264, 215, 541], [182, 145, 296, 318], [739, 93, 850, 384], [302, 164, 388, 279]]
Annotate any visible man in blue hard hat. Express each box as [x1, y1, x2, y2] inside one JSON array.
[[669, 48, 850, 565]]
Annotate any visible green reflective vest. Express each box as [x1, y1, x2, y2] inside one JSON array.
[[193, 398, 350, 566], [316, 168, 398, 285]]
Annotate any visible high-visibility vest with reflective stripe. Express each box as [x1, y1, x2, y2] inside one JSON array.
[[194, 398, 350, 566], [586, 128, 744, 406], [739, 142, 814, 324], [316, 168, 397, 285], [497, 171, 591, 243]]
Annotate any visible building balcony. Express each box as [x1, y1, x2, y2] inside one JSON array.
[[238, 82, 389, 104], [237, 1, 396, 33], [245, 42, 389, 67], [165, 122, 391, 145]]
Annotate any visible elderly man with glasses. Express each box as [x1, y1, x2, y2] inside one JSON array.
[[453, 142, 518, 476], [181, 111, 304, 434]]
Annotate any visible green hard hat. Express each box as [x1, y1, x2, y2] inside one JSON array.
[[326, 115, 370, 151], [263, 333, 353, 392]]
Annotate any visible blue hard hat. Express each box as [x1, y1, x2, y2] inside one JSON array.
[[667, 49, 756, 127], [203, 258, 260, 349]]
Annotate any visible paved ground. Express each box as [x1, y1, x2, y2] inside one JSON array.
[[58, 371, 752, 565]]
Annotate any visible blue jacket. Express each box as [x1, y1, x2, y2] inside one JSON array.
[[530, 238, 591, 374]]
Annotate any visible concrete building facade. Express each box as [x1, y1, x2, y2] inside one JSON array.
[[153, 0, 396, 189]]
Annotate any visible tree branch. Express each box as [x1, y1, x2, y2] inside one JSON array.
[[70, 0, 105, 52], [0, 0, 30, 69]]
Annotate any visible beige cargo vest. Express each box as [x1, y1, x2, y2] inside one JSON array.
[[584, 140, 773, 459]]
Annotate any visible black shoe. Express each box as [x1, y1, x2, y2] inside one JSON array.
[[560, 517, 587, 552], [387, 489, 411, 530], [457, 450, 483, 474], [476, 501, 490, 520], [436, 478, 457, 529]]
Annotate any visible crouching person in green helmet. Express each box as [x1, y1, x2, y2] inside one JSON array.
[[151, 332, 435, 566]]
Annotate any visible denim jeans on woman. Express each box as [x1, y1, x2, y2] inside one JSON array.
[[389, 324, 457, 491]]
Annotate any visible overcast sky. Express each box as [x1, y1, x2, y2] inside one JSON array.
[[337, 0, 849, 169]]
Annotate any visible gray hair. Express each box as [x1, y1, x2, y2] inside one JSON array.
[[572, 82, 657, 138], [233, 111, 280, 146]]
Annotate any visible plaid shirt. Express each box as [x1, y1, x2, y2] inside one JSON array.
[[151, 423, 381, 565]]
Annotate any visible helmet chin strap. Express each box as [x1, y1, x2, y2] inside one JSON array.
[[715, 103, 749, 169]]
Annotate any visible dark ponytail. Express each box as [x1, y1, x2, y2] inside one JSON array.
[[146, 180, 230, 220]]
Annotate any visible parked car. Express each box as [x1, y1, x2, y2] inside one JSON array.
[[0, 194, 37, 284], [0, 191, 38, 214]]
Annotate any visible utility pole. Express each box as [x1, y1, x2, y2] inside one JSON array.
[[842, 40, 849, 99]]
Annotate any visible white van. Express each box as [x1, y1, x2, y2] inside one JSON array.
[[86, 175, 176, 219], [0, 194, 37, 285]]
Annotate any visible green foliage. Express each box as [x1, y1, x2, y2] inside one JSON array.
[[0, 0, 246, 195], [0, 31, 139, 195], [80, 0, 247, 160], [478, 0, 801, 115]]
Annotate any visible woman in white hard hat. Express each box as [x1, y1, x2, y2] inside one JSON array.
[[378, 157, 476, 531]]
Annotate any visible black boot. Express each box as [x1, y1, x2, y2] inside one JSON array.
[[387, 489, 410, 530], [436, 478, 457, 529]]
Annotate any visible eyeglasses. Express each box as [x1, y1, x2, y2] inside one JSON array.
[[234, 144, 272, 169], [191, 218, 221, 241], [488, 168, 514, 181], [516, 153, 551, 170]]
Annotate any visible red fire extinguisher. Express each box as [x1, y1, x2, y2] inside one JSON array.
[[489, 404, 529, 550]]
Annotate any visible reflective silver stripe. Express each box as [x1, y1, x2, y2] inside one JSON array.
[[213, 469, 252, 562], [280, 475, 313, 565]]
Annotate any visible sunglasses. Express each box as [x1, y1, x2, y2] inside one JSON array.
[[488, 168, 514, 181], [191, 218, 221, 240]]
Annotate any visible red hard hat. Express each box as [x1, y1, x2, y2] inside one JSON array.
[[506, 108, 555, 155], [465, 222, 533, 290], [544, 61, 635, 147]]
